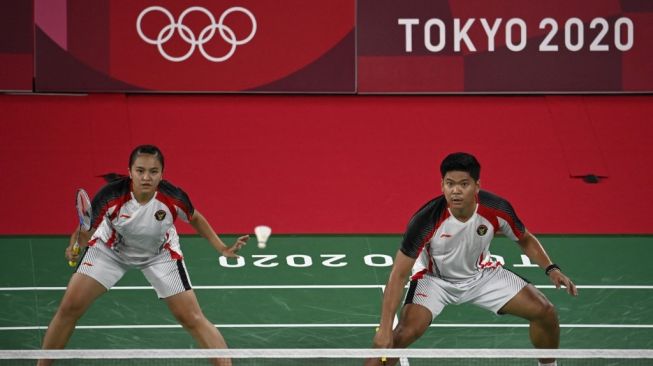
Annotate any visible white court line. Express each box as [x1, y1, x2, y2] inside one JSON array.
[[0, 285, 382, 291], [3, 348, 653, 360], [1, 284, 653, 291], [3, 323, 653, 331], [2, 285, 651, 334]]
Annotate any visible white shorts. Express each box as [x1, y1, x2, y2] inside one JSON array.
[[75, 243, 192, 299], [404, 266, 528, 319]]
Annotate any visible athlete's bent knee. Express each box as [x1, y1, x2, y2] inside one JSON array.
[[538, 300, 557, 320], [393, 324, 427, 347], [57, 298, 88, 320], [175, 311, 206, 329]]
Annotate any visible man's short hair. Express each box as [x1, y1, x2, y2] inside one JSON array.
[[440, 152, 481, 181]]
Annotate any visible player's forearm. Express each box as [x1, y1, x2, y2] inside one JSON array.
[[379, 250, 414, 329], [519, 232, 554, 269], [190, 210, 228, 253], [68, 230, 78, 248], [379, 274, 408, 329]]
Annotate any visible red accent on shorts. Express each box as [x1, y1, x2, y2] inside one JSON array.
[[163, 243, 183, 260], [411, 268, 427, 281], [479, 260, 504, 269]]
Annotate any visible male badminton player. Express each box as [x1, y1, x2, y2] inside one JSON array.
[[366, 152, 577, 366]]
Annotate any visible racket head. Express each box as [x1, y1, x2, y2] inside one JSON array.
[[76, 188, 92, 231]]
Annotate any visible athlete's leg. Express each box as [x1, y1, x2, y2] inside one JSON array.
[[165, 290, 230, 366], [145, 256, 229, 364], [38, 273, 107, 366], [364, 303, 433, 366], [499, 284, 559, 363], [393, 303, 433, 347], [366, 275, 452, 366], [143, 254, 229, 364]]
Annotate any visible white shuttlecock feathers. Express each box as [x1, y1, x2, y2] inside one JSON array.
[[254, 225, 272, 249]]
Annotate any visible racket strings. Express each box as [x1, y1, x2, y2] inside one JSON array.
[[76, 190, 92, 231]]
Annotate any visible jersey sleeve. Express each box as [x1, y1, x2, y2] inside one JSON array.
[[89, 178, 131, 229], [478, 190, 526, 241], [399, 197, 447, 258], [158, 180, 195, 223]]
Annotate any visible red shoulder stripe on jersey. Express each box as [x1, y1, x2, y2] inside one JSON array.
[[156, 192, 179, 222], [95, 193, 131, 227], [105, 228, 117, 248], [478, 204, 524, 239], [476, 205, 500, 232]]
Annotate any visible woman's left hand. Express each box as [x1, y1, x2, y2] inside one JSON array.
[[221, 235, 249, 258]]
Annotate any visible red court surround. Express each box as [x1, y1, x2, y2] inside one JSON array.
[[0, 94, 651, 234]]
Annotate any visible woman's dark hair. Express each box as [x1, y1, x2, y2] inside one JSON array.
[[129, 144, 165, 170], [99, 173, 127, 182], [440, 152, 481, 181], [98, 146, 165, 183]]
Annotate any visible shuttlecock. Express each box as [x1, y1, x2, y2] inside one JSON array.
[[255, 225, 271, 249]]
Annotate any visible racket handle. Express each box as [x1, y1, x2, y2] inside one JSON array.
[[68, 243, 80, 267], [375, 327, 388, 365]]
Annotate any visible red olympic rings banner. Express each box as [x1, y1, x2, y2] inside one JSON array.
[[1, 0, 651, 93]]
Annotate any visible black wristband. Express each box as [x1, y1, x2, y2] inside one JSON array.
[[545, 263, 561, 276]]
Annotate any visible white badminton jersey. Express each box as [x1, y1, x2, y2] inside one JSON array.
[[401, 190, 526, 282], [87, 178, 194, 262]]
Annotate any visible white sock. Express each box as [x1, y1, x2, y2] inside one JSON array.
[[538, 361, 557, 366]]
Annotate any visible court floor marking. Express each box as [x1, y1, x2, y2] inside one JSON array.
[[1, 285, 652, 291], [3, 324, 653, 331], [3, 285, 651, 332]]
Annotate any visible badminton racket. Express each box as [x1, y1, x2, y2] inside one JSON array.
[[69, 188, 91, 267]]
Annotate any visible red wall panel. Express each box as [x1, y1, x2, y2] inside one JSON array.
[[1, 94, 652, 235]]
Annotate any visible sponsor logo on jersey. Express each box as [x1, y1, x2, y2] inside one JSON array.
[[477, 224, 488, 236], [155, 210, 167, 221]]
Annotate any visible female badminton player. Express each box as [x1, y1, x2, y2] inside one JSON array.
[[39, 145, 248, 366]]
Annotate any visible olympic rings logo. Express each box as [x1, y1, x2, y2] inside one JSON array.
[[136, 6, 256, 63]]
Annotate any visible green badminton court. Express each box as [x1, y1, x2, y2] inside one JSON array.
[[1, 235, 652, 351]]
